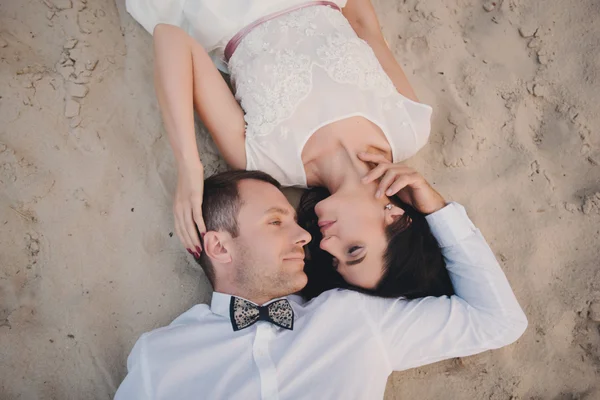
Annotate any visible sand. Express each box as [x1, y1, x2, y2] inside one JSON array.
[[1, 0, 599, 399]]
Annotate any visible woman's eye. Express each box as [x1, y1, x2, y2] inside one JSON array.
[[348, 246, 362, 256], [270, 220, 282, 226]]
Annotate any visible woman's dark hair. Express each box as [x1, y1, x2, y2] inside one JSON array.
[[297, 187, 455, 300]]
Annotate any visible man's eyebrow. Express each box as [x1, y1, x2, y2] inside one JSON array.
[[345, 254, 367, 266], [264, 207, 298, 220]]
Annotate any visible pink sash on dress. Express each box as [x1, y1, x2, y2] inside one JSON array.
[[224, 1, 342, 62]]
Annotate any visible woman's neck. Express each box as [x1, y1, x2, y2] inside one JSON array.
[[302, 116, 393, 192], [308, 146, 371, 194]]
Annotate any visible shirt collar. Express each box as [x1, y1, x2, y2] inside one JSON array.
[[210, 292, 303, 319], [210, 292, 235, 318]]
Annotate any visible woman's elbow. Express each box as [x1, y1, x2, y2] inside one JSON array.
[[153, 23, 181, 37]]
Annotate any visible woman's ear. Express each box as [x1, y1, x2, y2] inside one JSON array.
[[384, 204, 405, 226], [203, 231, 232, 264]]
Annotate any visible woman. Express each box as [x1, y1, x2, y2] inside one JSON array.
[[126, 0, 453, 298]]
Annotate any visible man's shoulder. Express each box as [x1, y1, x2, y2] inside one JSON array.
[[128, 303, 230, 369], [168, 303, 213, 326], [142, 303, 214, 341]]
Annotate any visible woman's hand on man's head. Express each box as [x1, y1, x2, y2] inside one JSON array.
[[174, 164, 206, 258], [358, 152, 446, 215]]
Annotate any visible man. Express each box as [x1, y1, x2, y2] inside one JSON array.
[[115, 170, 527, 399]]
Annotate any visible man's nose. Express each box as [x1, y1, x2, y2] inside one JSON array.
[[295, 225, 311, 245]]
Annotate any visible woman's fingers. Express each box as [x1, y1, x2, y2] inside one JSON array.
[[192, 203, 206, 254], [362, 162, 390, 184], [174, 215, 187, 251], [378, 170, 417, 198], [175, 202, 198, 258], [360, 154, 416, 185], [175, 210, 195, 257], [173, 168, 206, 259], [358, 153, 424, 200], [357, 151, 389, 164], [376, 170, 398, 198], [183, 207, 201, 257], [385, 174, 413, 197], [192, 204, 206, 235]]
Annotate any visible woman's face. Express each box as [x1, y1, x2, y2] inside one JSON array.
[[314, 189, 404, 289]]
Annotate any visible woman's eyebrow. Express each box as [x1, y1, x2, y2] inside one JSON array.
[[346, 254, 367, 266]]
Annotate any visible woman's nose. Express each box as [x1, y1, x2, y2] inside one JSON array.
[[319, 236, 332, 251]]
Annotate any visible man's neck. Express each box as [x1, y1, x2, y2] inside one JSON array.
[[213, 285, 284, 306]]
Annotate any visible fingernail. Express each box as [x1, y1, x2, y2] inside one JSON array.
[[375, 190, 381, 198], [195, 245, 202, 254], [386, 190, 392, 196], [186, 249, 194, 256], [201, 232, 206, 238], [194, 252, 201, 259]]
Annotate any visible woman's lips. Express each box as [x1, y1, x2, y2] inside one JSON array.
[[318, 221, 335, 233]]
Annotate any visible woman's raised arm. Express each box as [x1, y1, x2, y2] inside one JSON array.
[[153, 24, 246, 254], [343, 0, 420, 102]]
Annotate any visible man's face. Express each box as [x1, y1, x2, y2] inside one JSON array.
[[229, 180, 311, 299]]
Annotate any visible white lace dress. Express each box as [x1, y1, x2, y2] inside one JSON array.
[[126, 0, 433, 187]]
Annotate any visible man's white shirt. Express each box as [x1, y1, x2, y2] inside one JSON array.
[[115, 203, 527, 400]]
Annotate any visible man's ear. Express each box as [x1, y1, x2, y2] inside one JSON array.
[[203, 231, 232, 264], [384, 204, 405, 226]]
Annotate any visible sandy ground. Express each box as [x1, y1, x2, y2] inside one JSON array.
[[1, 0, 599, 399]]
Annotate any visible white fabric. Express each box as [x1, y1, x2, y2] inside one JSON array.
[[126, 0, 348, 73], [114, 203, 528, 400], [231, 6, 432, 187], [126, 1, 432, 188]]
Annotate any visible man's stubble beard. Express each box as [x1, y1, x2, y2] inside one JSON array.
[[233, 240, 297, 301]]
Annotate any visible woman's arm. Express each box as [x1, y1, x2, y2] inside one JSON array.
[[153, 24, 246, 254], [342, 0, 420, 102], [153, 23, 246, 171]]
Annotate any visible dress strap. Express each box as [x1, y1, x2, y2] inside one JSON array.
[[224, 1, 341, 62]]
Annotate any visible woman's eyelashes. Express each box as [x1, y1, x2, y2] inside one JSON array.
[[348, 245, 362, 256], [269, 220, 282, 226], [331, 246, 362, 269]]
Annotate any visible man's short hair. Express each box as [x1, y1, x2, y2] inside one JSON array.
[[197, 170, 281, 286]]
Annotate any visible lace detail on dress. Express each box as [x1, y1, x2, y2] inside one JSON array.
[[316, 34, 395, 95], [228, 6, 398, 140], [232, 48, 313, 139]]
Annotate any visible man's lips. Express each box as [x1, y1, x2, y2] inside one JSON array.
[[284, 254, 305, 261]]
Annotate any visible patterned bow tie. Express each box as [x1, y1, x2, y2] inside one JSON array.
[[230, 297, 294, 332]]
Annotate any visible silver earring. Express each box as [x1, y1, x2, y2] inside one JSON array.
[[384, 203, 393, 210]]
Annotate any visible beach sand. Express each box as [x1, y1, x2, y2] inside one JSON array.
[[1, 0, 599, 398]]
